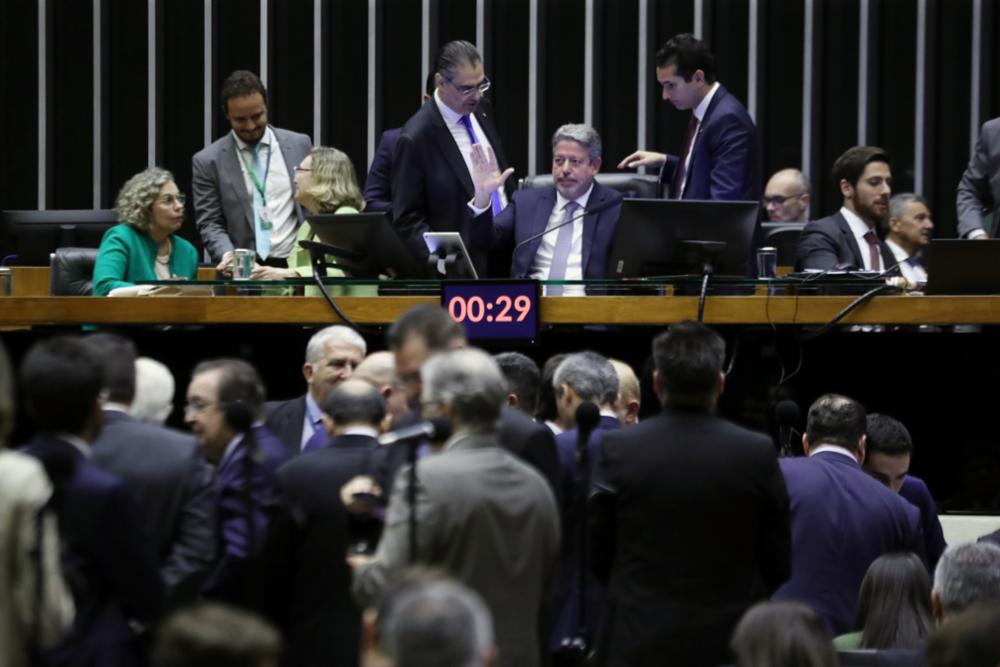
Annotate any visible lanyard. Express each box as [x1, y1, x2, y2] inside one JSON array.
[[238, 132, 273, 203]]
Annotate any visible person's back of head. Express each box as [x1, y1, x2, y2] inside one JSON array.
[[20, 336, 104, 439], [855, 552, 934, 649], [421, 348, 506, 432], [494, 351, 541, 416], [536, 353, 569, 424], [322, 378, 386, 431], [926, 602, 1000, 667], [865, 413, 913, 457], [130, 356, 176, 424], [651, 321, 726, 409], [152, 602, 282, 667], [383, 580, 496, 667], [553, 351, 618, 406], [932, 542, 1000, 623], [730, 601, 837, 667], [83, 333, 138, 405], [805, 394, 866, 454]]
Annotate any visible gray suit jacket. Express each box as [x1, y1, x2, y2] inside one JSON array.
[[957, 117, 1000, 238], [192, 126, 313, 262], [353, 431, 560, 667]]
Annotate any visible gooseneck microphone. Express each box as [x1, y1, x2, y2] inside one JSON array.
[[377, 417, 453, 446], [511, 195, 623, 277]]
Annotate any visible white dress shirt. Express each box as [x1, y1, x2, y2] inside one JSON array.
[[433, 91, 509, 212], [840, 206, 881, 271], [529, 184, 594, 287], [677, 82, 720, 196], [809, 444, 859, 463], [233, 126, 297, 258], [885, 239, 927, 283]]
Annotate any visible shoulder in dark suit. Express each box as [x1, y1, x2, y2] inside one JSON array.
[[497, 406, 560, 497], [900, 475, 946, 570], [473, 182, 623, 279], [589, 407, 790, 667], [23, 435, 163, 667], [775, 450, 924, 635], [796, 210, 896, 272], [363, 128, 401, 214], [391, 99, 509, 276], [90, 410, 216, 609], [264, 394, 308, 455]]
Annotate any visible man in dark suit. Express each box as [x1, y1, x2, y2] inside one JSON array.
[[619, 33, 761, 202], [956, 116, 1000, 239], [470, 124, 623, 283], [796, 146, 897, 272], [391, 40, 513, 276], [84, 334, 217, 610], [265, 324, 367, 454], [20, 337, 163, 667], [262, 380, 387, 667], [184, 358, 290, 610], [589, 322, 791, 667], [774, 394, 924, 635]]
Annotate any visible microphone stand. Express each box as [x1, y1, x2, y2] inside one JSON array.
[[408, 434, 418, 564]]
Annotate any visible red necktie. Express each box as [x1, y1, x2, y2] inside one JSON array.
[[671, 116, 699, 199], [863, 231, 882, 271]]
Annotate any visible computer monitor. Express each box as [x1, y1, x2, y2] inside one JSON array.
[[606, 199, 760, 278], [924, 239, 1000, 294], [306, 212, 425, 279], [1, 209, 118, 265]]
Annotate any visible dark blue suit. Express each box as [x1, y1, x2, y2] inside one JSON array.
[[202, 424, 290, 608], [363, 128, 400, 214], [795, 211, 897, 272], [473, 182, 623, 279], [900, 475, 947, 570], [775, 450, 924, 635], [23, 435, 163, 667], [668, 84, 761, 202]]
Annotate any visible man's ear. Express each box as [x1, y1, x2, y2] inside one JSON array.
[[302, 361, 314, 385], [801, 433, 811, 456], [839, 178, 854, 200], [506, 393, 519, 408], [653, 370, 663, 396], [857, 434, 867, 465], [321, 414, 336, 436], [931, 589, 943, 625]]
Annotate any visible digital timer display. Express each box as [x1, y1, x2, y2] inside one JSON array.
[[440, 280, 539, 341]]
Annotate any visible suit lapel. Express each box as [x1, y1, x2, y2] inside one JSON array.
[[428, 104, 475, 198], [580, 184, 607, 274], [834, 212, 866, 269], [221, 136, 256, 234], [475, 106, 507, 169], [274, 127, 308, 223]]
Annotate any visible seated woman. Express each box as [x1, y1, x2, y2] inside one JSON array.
[[93, 168, 199, 296]]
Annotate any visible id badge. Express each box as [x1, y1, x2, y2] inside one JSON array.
[[259, 207, 274, 230]]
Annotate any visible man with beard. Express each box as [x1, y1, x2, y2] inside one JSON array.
[[796, 146, 897, 272]]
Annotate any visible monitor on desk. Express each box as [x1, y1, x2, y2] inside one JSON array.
[[1, 209, 118, 265], [924, 239, 1000, 294], [606, 199, 760, 278], [306, 212, 425, 279]]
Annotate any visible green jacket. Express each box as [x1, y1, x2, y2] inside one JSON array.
[[93, 224, 199, 296]]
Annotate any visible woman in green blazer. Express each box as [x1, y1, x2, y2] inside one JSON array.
[[93, 167, 199, 296]]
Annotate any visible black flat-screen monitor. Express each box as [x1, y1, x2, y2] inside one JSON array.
[[606, 199, 760, 278], [924, 239, 1000, 294], [1, 209, 118, 265], [306, 212, 425, 279]]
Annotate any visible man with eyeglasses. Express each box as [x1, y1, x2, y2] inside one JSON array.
[[192, 70, 312, 279], [391, 40, 513, 277], [763, 169, 811, 222]]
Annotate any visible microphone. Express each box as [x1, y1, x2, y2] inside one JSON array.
[[774, 400, 801, 457], [224, 400, 255, 433], [378, 416, 453, 445], [575, 401, 601, 436], [511, 195, 623, 277]]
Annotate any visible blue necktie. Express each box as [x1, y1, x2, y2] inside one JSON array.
[[249, 143, 271, 259], [458, 115, 503, 216]]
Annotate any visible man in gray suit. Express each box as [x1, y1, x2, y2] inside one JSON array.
[[352, 348, 560, 667], [957, 117, 1000, 238], [84, 334, 217, 610], [192, 70, 312, 278]]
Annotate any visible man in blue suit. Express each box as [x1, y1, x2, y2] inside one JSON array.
[[184, 358, 290, 610], [774, 394, 924, 635], [20, 337, 163, 667], [618, 33, 761, 202], [470, 124, 623, 283]]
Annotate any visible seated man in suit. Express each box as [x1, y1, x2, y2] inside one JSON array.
[[266, 325, 367, 454], [470, 124, 623, 288], [764, 168, 811, 222], [774, 394, 924, 635], [931, 542, 1000, 625], [192, 70, 312, 279], [884, 193, 934, 284], [864, 413, 946, 570], [796, 146, 897, 272]]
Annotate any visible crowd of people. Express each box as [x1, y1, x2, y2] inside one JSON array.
[[2, 308, 1000, 667]]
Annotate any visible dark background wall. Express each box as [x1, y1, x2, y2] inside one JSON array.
[[2, 0, 999, 248]]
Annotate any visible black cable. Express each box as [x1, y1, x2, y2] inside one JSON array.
[[801, 284, 897, 340]]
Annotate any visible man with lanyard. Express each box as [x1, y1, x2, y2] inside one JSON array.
[[193, 70, 312, 279]]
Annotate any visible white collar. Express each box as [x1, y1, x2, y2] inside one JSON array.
[[434, 90, 466, 126], [840, 205, 877, 238], [232, 125, 273, 152], [340, 425, 379, 438], [55, 432, 91, 458], [809, 444, 859, 463], [693, 82, 720, 122], [599, 407, 619, 421], [885, 238, 914, 263], [555, 182, 595, 214], [103, 402, 131, 414]]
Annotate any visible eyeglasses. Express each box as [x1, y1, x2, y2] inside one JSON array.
[[446, 75, 491, 98], [762, 193, 805, 206], [158, 193, 187, 207]]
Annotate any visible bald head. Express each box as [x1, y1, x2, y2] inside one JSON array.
[[354, 351, 408, 428], [764, 168, 811, 222], [321, 379, 386, 434], [610, 359, 641, 427]]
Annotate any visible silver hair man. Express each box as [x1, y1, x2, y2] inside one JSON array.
[[932, 541, 1000, 623], [129, 357, 176, 425], [421, 348, 506, 431], [305, 325, 367, 366], [554, 351, 619, 406], [551, 124, 603, 163]]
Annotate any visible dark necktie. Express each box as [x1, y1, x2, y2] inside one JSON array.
[[458, 115, 503, 216], [863, 231, 882, 272], [671, 115, 699, 199]]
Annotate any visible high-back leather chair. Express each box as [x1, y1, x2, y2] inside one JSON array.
[[760, 222, 807, 268], [49, 247, 99, 295], [518, 173, 665, 199]]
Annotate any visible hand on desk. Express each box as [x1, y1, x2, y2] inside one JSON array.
[[618, 150, 667, 169]]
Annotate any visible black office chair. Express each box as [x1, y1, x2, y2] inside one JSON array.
[[518, 173, 665, 199], [49, 247, 99, 295], [760, 222, 806, 268]]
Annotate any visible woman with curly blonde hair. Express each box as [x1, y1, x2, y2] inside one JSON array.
[[93, 167, 199, 295]]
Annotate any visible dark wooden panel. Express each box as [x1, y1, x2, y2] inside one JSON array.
[[486, 0, 530, 178], [651, 0, 695, 161], [379, 0, 423, 132], [269, 0, 314, 138], [213, 0, 261, 138], [760, 0, 805, 182], [596, 0, 640, 172], [324, 0, 369, 181], [705, 0, 749, 109], [438, 0, 476, 45], [107, 0, 149, 204], [872, 0, 917, 195], [50, 0, 93, 209], [539, 0, 586, 173], [0, 1, 39, 210]]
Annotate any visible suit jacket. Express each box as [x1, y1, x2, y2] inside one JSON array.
[[192, 126, 313, 262], [957, 116, 1000, 238], [496, 406, 561, 498], [796, 211, 897, 272], [264, 395, 308, 456], [202, 424, 290, 608], [262, 433, 384, 667], [775, 450, 925, 635], [899, 475, 946, 571], [589, 407, 791, 667], [363, 128, 400, 214], [23, 435, 163, 667], [354, 431, 560, 667], [90, 410, 216, 609], [668, 84, 761, 202], [471, 182, 624, 279], [391, 99, 509, 276]]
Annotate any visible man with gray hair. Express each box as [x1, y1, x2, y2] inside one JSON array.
[[472, 123, 623, 282], [266, 325, 367, 454], [885, 193, 934, 284], [931, 542, 1000, 625], [352, 348, 560, 667], [383, 579, 498, 667]]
